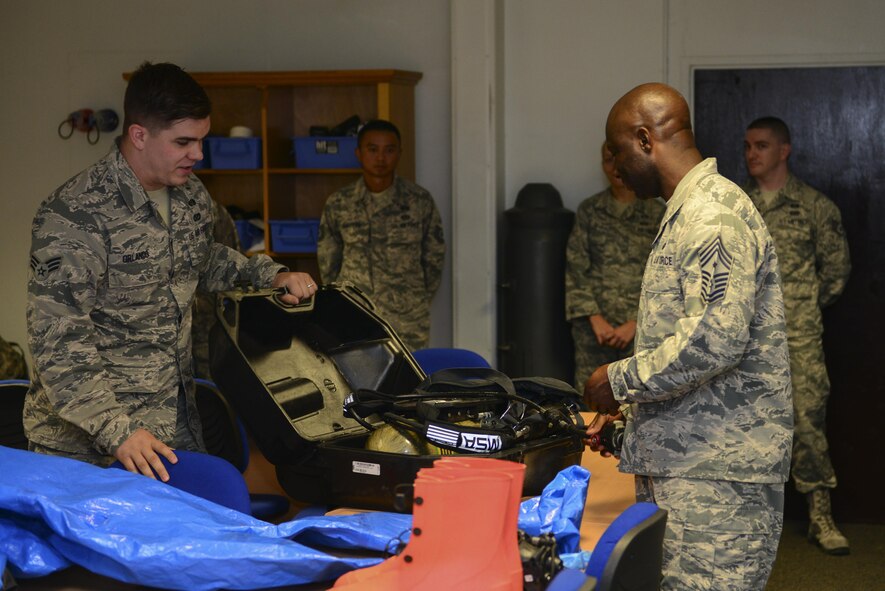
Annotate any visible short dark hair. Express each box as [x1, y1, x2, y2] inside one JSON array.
[[123, 62, 211, 132], [747, 116, 791, 144], [357, 119, 401, 146]]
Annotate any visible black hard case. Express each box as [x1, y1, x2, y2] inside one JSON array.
[[210, 285, 584, 512]]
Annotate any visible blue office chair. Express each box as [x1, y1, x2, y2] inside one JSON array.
[[0, 379, 30, 450], [547, 502, 667, 591], [109, 450, 251, 514], [194, 378, 291, 520], [411, 347, 491, 374]]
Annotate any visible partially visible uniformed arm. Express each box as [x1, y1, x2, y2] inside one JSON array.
[[317, 197, 344, 284], [421, 196, 446, 296], [27, 203, 135, 455], [198, 241, 284, 293], [610, 205, 763, 403], [813, 196, 851, 308], [565, 202, 602, 321]]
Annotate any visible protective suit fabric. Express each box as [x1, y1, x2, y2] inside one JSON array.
[[0, 446, 382, 589], [517, 464, 591, 554], [1, 446, 590, 589]]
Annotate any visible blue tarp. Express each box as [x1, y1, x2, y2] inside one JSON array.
[[0, 446, 590, 589]]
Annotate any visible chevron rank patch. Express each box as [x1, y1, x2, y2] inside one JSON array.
[[699, 236, 732, 305], [30, 255, 62, 281]]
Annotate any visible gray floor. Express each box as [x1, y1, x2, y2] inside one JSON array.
[[766, 520, 885, 590]]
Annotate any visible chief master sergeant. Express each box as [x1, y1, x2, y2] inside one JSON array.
[[25, 62, 318, 481], [317, 119, 445, 351], [744, 116, 851, 554], [585, 83, 793, 590]]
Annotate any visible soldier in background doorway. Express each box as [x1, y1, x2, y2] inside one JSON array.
[[744, 116, 852, 555], [565, 142, 664, 391]]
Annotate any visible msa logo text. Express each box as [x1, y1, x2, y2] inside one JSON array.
[[459, 433, 503, 452]]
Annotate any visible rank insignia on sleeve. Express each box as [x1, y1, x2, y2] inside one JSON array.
[[30, 255, 62, 280], [699, 236, 732, 305]]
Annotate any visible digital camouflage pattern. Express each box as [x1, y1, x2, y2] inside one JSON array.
[[25, 143, 284, 462], [745, 175, 850, 493], [745, 175, 850, 337], [635, 475, 784, 590], [318, 176, 445, 350], [565, 188, 664, 388], [191, 198, 240, 380], [609, 159, 794, 484]]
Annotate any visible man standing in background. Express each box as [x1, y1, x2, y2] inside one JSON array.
[[317, 119, 445, 350], [744, 116, 852, 555], [565, 141, 664, 391]]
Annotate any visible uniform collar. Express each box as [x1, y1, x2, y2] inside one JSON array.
[[110, 138, 197, 214], [657, 157, 719, 234], [357, 176, 404, 208], [110, 139, 151, 213], [745, 173, 802, 213]]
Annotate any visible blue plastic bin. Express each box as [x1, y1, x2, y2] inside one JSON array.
[[270, 219, 321, 253], [206, 137, 261, 169], [234, 220, 264, 251], [292, 136, 359, 169]]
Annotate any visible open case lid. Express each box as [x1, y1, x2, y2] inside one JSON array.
[[209, 283, 426, 465]]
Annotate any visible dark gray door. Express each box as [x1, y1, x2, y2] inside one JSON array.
[[694, 66, 885, 523]]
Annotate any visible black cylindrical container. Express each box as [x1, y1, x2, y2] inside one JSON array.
[[498, 183, 575, 382]]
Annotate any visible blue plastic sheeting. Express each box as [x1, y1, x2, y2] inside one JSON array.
[[518, 464, 591, 554], [0, 446, 590, 590]]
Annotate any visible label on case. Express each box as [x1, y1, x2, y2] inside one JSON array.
[[353, 461, 381, 476]]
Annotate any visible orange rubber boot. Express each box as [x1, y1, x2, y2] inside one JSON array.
[[333, 462, 523, 590]]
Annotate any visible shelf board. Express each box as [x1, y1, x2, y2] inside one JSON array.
[[194, 169, 261, 175], [267, 251, 317, 259], [268, 168, 362, 175]]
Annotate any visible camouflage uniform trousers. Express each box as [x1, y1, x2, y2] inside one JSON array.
[[28, 389, 205, 466], [635, 475, 784, 591], [788, 334, 837, 493], [571, 318, 633, 390]]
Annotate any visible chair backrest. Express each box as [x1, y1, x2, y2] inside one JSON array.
[[586, 502, 667, 591], [109, 449, 251, 514], [0, 379, 30, 450], [411, 348, 491, 375], [193, 378, 289, 520], [194, 378, 248, 472]]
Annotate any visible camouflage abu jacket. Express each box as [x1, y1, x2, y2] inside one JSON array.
[[317, 176, 445, 349], [608, 159, 793, 484], [25, 143, 284, 456], [565, 188, 664, 324], [744, 175, 850, 339]]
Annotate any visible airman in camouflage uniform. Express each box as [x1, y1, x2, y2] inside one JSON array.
[[191, 198, 240, 380], [565, 143, 664, 390], [586, 84, 793, 590], [24, 62, 317, 478], [744, 116, 851, 554], [318, 120, 445, 351]]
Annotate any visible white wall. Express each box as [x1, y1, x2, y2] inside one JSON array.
[[503, 0, 667, 211], [3, 0, 885, 363], [0, 0, 452, 352]]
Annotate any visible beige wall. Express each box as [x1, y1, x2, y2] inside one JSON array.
[[0, 0, 452, 352], [3, 0, 885, 361]]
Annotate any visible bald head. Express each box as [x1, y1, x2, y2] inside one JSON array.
[[605, 83, 702, 201], [606, 83, 694, 149]]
